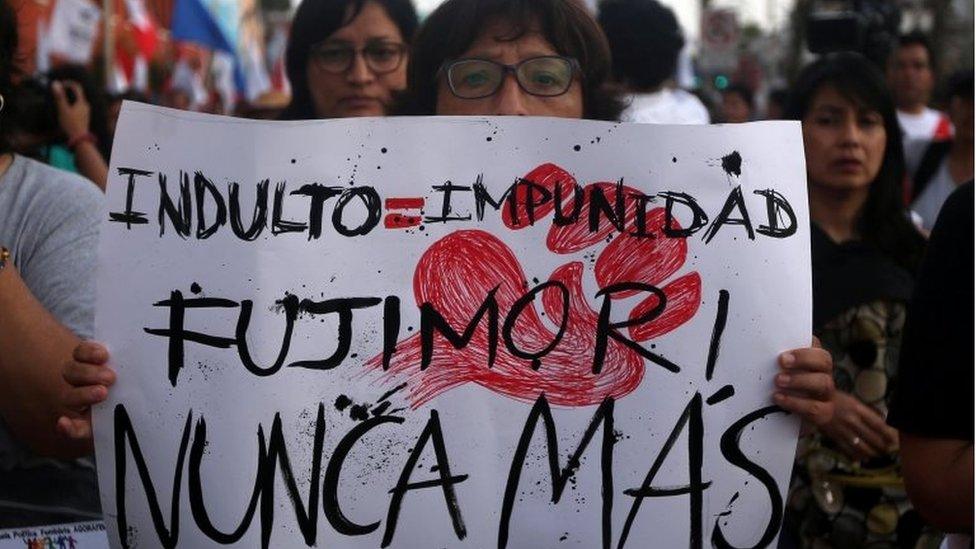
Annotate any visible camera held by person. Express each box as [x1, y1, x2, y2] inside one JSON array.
[[805, 0, 901, 67]]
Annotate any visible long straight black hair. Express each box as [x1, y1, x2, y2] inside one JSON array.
[[787, 52, 925, 272], [279, 0, 418, 120]]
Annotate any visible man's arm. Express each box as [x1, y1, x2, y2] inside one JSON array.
[[0, 264, 100, 458], [900, 434, 973, 533], [889, 182, 975, 534]]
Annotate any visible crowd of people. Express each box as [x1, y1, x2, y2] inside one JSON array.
[[0, 0, 971, 546]]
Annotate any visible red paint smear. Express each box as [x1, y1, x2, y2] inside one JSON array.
[[502, 163, 577, 229], [594, 207, 686, 298], [364, 230, 645, 408], [546, 182, 643, 254], [384, 214, 422, 229], [366, 162, 701, 409], [386, 197, 425, 210], [628, 272, 702, 342]]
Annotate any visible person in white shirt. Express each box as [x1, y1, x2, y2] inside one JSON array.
[[887, 32, 952, 174], [908, 71, 974, 231], [596, 0, 709, 125]]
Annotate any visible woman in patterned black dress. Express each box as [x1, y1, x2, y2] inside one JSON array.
[[781, 52, 937, 548]]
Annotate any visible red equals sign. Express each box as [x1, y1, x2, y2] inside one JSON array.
[[384, 197, 425, 229]]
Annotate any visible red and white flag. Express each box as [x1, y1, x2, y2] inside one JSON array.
[[124, 0, 158, 59]]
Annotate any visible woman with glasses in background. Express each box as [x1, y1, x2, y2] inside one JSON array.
[[279, 0, 418, 120], [781, 53, 932, 548]]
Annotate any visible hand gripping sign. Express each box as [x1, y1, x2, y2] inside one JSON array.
[[94, 104, 810, 549]]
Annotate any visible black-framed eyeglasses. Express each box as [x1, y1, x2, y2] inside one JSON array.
[[441, 56, 580, 99], [310, 41, 407, 74]]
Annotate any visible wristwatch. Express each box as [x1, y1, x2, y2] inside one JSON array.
[[0, 246, 9, 273]]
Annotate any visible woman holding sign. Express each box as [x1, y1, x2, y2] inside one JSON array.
[[399, 0, 835, 424], [279, 0, 418, 119], [781, 53, 933, 547], [57, 1, 837, 534]]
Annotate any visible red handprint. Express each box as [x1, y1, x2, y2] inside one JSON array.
[[365, 163, 701, 408]]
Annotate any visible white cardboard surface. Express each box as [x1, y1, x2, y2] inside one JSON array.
[[93, 104, 810, 548]]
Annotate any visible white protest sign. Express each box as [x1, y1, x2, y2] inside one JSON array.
[[47, 0, 102, 64], [94, 103, 810, 548]]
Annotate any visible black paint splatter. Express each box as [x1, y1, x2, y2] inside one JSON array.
[[269, 292, 297, 314], [721, 151, 742, 177], [349, 404, 370, 421], [573, 144, 581, 151], [190, 282, 202, 294], [334, 394, 352, 411]]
